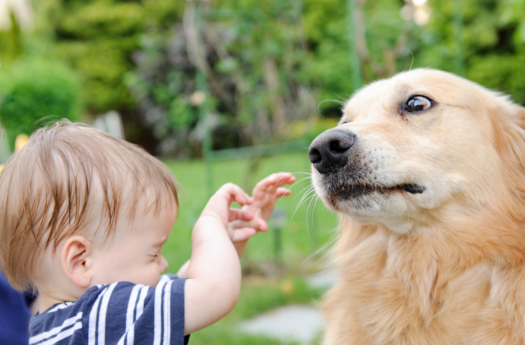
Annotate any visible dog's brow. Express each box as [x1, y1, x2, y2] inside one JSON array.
[[341, 108, 354, 122]]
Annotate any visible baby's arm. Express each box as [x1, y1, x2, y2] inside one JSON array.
[[176, 208, 260, 278], [183, 183, 256, 334]]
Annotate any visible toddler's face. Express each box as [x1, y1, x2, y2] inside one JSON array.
[[89, 204, 177, 287]]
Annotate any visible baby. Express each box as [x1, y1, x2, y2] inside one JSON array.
[[0, 122, 295, 345]]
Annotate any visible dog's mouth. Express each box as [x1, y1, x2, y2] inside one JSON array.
[[327, 182, 425, 201]]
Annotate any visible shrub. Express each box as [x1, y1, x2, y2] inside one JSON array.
[[0, 59, 82, 150]]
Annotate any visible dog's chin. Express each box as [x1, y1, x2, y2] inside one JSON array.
[[311, 171, 426, 228], [314, 176, 424, 227], [320, 189, 417, 233]]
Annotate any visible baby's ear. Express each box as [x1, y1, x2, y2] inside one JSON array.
[[61, 236, 93, 288]]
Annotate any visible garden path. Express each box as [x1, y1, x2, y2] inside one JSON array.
[[238, 269, 338, 345]]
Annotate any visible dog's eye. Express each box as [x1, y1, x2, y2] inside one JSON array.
[[405, 96, 432, 113]]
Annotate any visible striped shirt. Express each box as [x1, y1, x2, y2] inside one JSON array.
[[29, 275, 188, 345]]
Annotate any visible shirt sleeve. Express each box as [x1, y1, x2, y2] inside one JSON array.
[[81, 276, 187, 345]]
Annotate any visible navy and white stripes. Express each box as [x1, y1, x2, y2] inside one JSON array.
[[118, 284, 149, 345], [29, 313, 82, 345], [29, 276, 186, 345]]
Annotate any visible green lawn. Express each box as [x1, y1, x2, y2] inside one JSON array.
[[163, 151, 339, 344]]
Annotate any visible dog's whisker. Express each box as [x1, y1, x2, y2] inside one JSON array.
[[304, 193, 317, 244], [307, 193, 317, 229], [289, 187, 317, 240], [305, 191, 322, 243], [289, 171, 313, 176], [333, 93, 348, 103], [292, 183, 314, 202], [401, 48, 415, 71], [318, 99, 345, 113], [292, 186, 316, 216], [310, 194, 321, 238], [291, 175, 313, 185]]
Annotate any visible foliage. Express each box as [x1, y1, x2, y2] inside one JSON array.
[[127, 0, 317, 156], [7, 0, 525, 156], [0, 59, 82, 149], [51, 0, 143, 112], [28, 0, 185, 113], [302, 0, 423, 113], [0, 12, 22, 65], [419, 0, 525, 104], [302, 0, 525, 112]]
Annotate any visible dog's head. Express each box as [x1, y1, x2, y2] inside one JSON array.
[[310, 69, 525, 233]]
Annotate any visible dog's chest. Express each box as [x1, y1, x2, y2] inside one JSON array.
[[328, 234, 525, 344]]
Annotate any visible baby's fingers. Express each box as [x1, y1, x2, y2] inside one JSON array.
[[218, 183, 253, 206], [231, 228, 257, 242], [276, 187, 292, 198], [255, 173, 296, 192], [230, 218, 268, 233], [271, 172, 296, 187], [229, 208, 253, 222]]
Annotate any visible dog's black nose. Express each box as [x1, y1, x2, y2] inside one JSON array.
[[308, 130, 356, 174]]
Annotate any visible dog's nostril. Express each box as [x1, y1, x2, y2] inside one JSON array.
[[329, 139, 351, 154], [309, 149, 322, 164]]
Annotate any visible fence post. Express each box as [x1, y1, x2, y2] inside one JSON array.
[[453, 0, 465, 76], [347, 0, 362, 91], [194, 0, 215, 197], [270, 208, 287, 264]]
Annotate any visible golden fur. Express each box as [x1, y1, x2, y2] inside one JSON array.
[[311, 69, 525, 344]]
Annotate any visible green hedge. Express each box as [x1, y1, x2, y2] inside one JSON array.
[[0, 59, 82, 150]]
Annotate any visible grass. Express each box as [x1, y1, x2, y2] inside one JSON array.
[[162, 151, 339, 344]]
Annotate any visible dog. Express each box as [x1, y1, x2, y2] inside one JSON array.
[[309, 68, 525, 344]]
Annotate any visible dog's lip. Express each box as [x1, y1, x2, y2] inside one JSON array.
[[336, 182, 425, 199], [349, 183, 424, 192], [399, 183, 426, 194]]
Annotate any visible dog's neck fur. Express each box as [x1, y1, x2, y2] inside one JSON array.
[[336, 196, 525, 321]]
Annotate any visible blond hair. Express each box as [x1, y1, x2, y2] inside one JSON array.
[[0, 121, 178, 290]]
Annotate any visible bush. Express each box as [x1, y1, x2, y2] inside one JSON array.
[[0, 59, 82, 150]]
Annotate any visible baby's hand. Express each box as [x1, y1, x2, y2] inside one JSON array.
[[200, 183, 253, 227], [228, 172, 296, 242], [199, 183, 264, 242], [251, 172, 296, 222]]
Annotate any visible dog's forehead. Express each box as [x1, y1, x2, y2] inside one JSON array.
[[343, 69, 476, 115]]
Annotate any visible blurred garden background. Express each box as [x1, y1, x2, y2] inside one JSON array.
[[1, 0, 525, 343]]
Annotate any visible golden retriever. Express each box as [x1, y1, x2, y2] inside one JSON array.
[[308, 68, 525, 344]]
